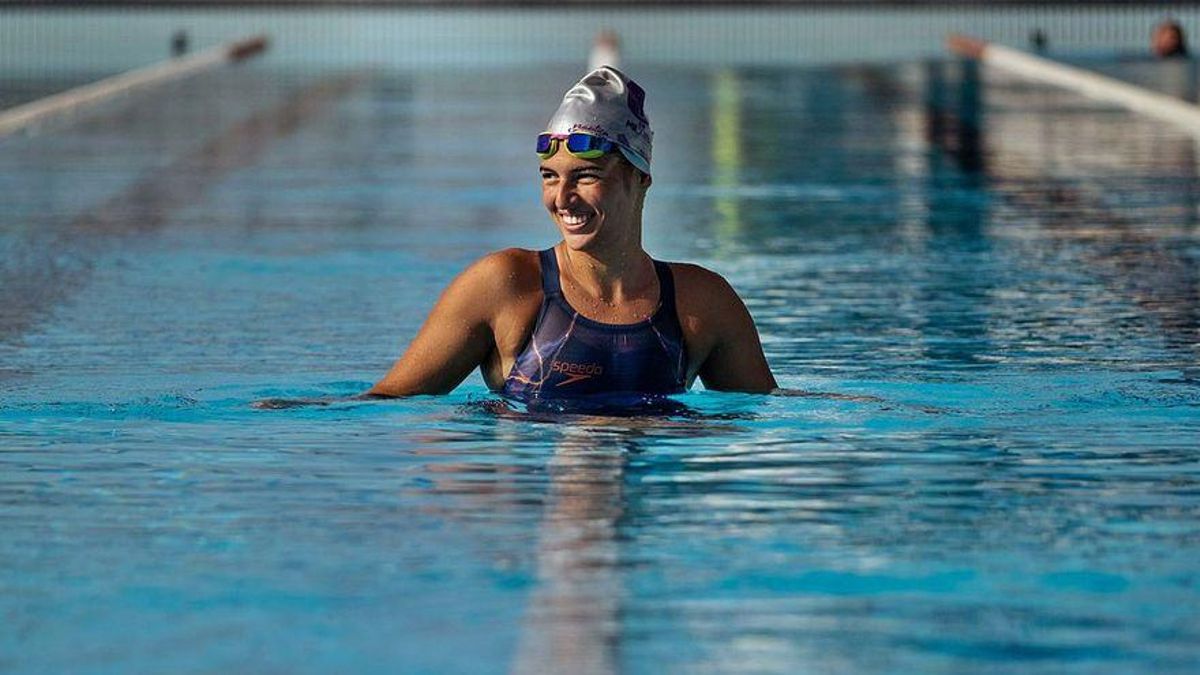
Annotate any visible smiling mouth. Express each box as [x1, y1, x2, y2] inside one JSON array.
[[558, 211, 594, 230]]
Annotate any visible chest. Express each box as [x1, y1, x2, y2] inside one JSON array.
[[501, 296, 687, 398], [483, 287, 708, 392], [556, 283, 660, 325]]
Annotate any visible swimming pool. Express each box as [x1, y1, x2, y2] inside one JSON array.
[[2, 35, 1200, 674]]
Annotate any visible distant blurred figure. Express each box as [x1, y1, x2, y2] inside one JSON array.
[[1030, 29, 1048, 54], [171, 30, 189, 57], [589, 30, 620, 71], [1152, 20, 1188, 59]]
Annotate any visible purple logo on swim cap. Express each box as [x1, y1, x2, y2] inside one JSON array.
[[569, 123, 609, 137], [626, 81, 648, 124]]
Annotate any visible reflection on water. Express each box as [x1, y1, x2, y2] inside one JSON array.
[[513, 433, 626, 675], [2, 59, 1200, 673], [711, 68, 743, 246]]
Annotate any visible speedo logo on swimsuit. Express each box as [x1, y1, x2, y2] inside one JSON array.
[[551, 360, 604, 386]]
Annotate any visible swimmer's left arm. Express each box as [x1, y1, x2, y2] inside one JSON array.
[[700, 299, 777, 393], [677, 265, 777, 393]]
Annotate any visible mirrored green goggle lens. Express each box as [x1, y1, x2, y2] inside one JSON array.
[[536, 133, 617, 159]]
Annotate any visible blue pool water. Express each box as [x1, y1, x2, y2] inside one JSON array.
[[3, 52, 1200, 673]]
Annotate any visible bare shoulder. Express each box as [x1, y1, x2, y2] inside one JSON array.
[[455, 249, 544, 346], [460, 248, 541, 292], [666, 262, 745, 313], [443, 248, 542, 310], [664, 261, 751, 356]]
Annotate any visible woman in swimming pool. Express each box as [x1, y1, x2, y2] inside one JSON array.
[[368, 67, 776, 403]]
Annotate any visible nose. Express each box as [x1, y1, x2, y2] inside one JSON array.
[[552, 180, 576, 210]]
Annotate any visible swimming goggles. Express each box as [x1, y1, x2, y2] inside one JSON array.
[[536, 132, 618, 160]]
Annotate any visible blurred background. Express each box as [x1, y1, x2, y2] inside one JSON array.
[[6, 1, 1200, 79]]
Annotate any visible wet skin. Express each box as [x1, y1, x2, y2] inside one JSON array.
[[367, 150, 777, 397]]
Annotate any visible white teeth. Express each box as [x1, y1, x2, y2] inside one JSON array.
[[560, 213, 589, 226]]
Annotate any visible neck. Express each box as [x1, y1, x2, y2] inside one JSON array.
[[557, 242, 655, 303]]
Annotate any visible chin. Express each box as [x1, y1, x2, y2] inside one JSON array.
[[556, 221, 601, 250], [561, 231, 598, 251]]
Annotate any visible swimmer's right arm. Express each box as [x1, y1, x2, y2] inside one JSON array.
[[366, 254, 507, 397]]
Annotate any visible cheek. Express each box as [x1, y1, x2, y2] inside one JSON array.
[[600, 186, 633, 214], [589, 186, 620, 211]]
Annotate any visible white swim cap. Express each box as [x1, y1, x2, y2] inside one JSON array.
[[543, 66, 652, 175]]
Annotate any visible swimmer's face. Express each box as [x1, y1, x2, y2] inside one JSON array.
[[539, 149, 650, 251]]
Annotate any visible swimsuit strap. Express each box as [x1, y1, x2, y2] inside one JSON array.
[[538, 247, 562, 297], [652, 259, 677, 316]]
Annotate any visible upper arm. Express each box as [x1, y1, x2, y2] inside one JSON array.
[[678, 265, 776, 393], [367, 250, 526, 397]]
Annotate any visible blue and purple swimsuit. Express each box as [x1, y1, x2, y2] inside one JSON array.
[[501, 248, 688, 411]]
